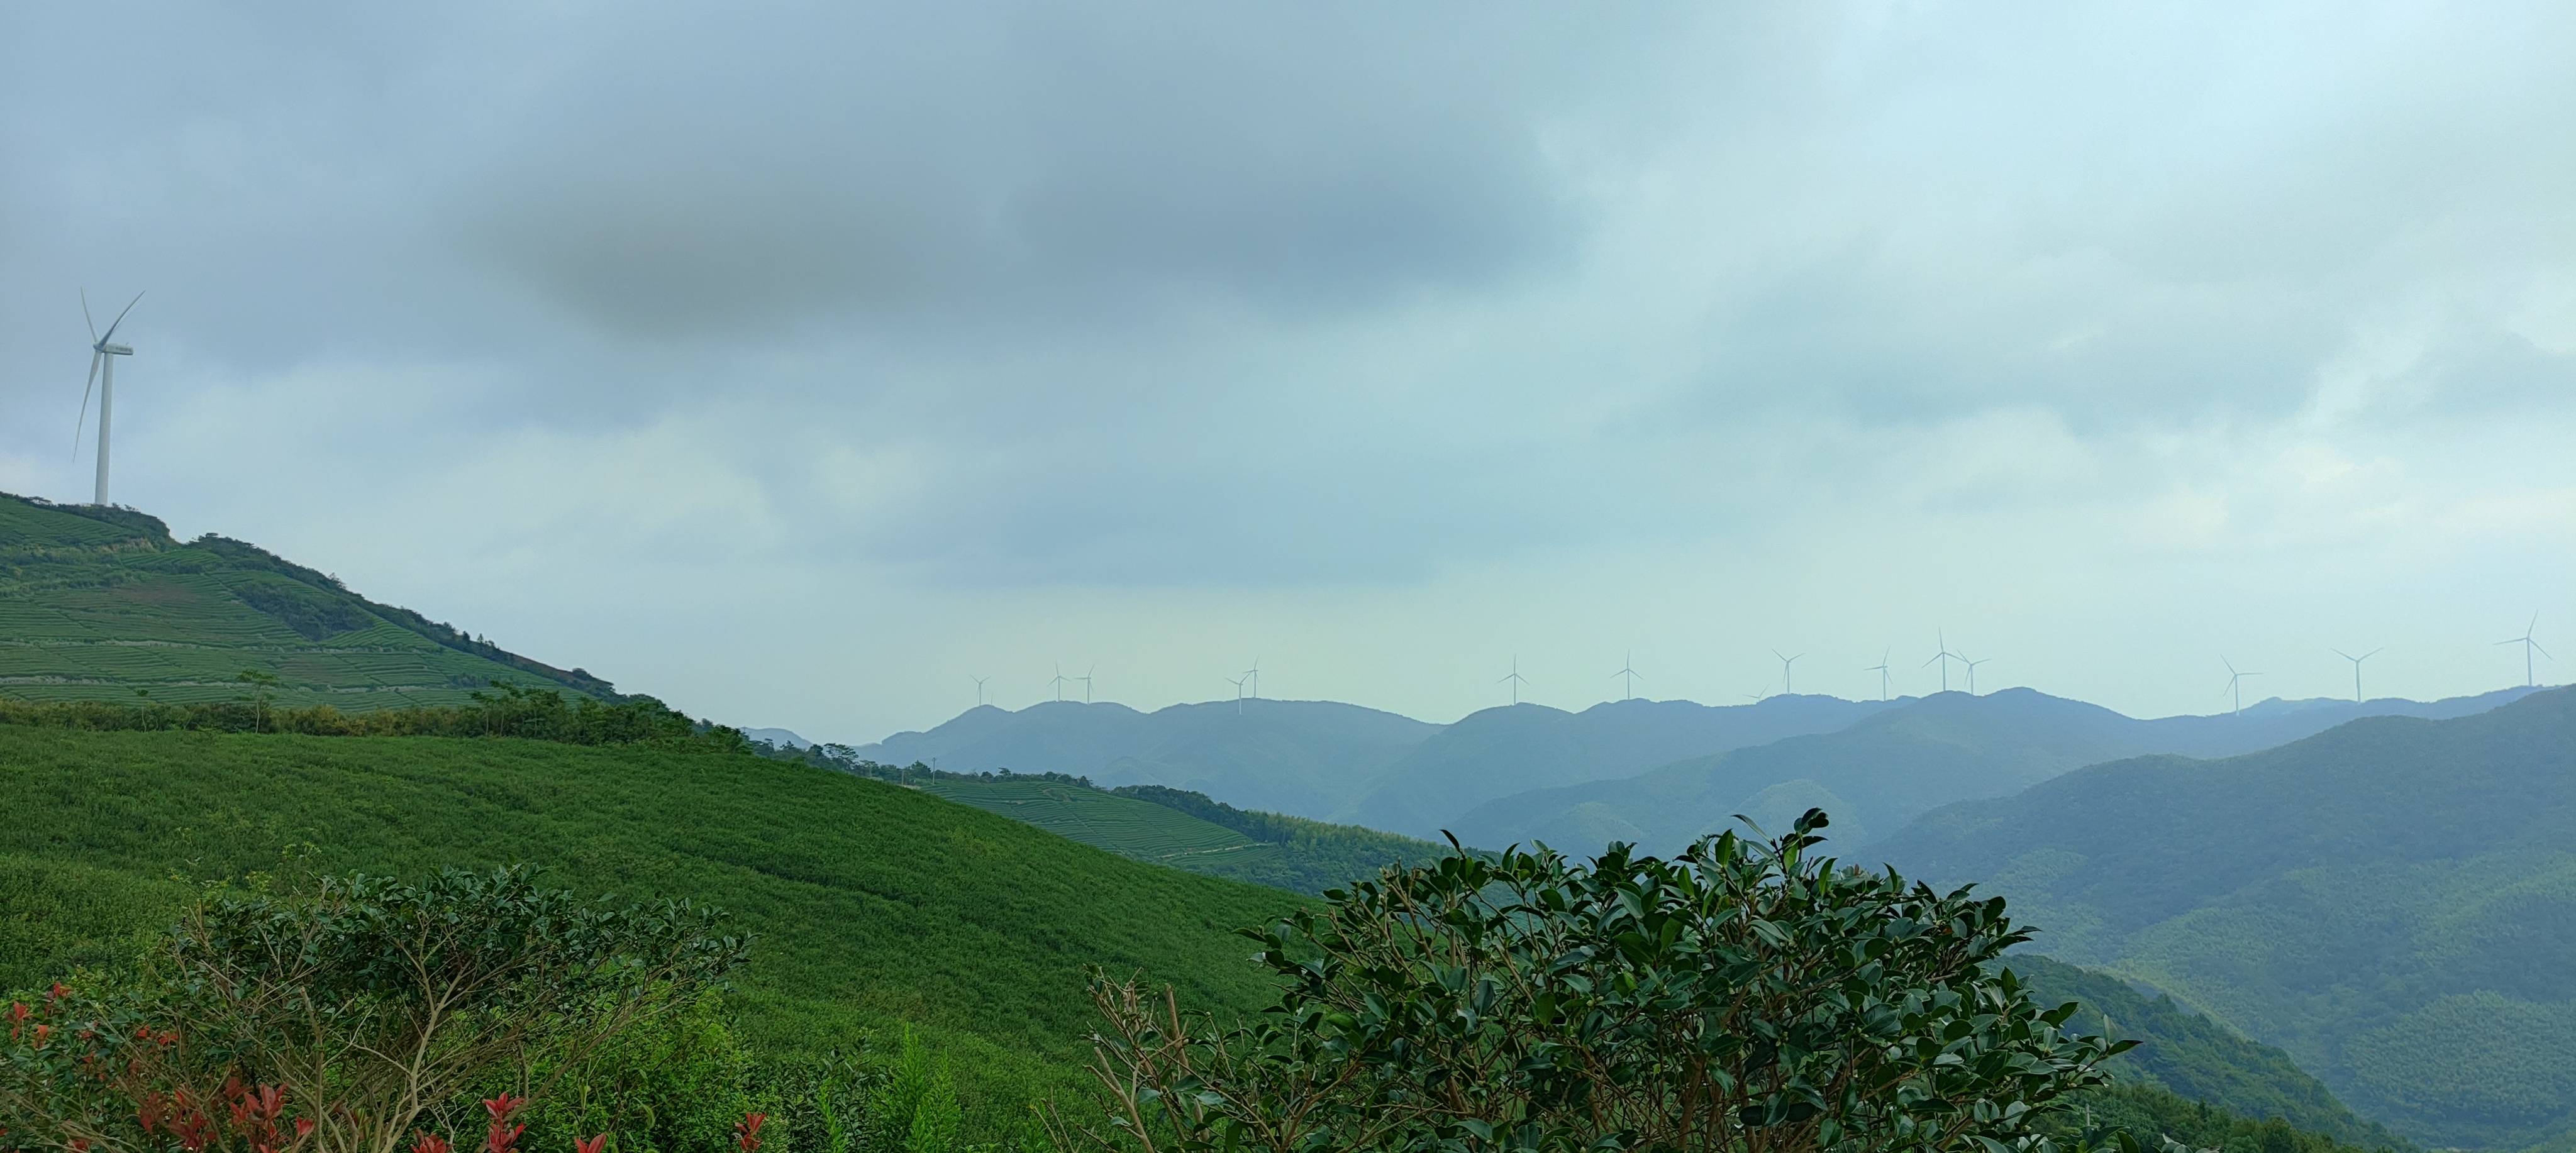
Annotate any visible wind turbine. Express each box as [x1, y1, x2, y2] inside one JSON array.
[[1046, 663, 1070, 702], [2331, 648, 2381, 703], [970, 675, 990, 707], [1960, 653, 1990, 696], [1921, 631, 1960, 692], [1498, 656, 1530, 705], [1864, 650, 1892, 702], [1243, 656, 1261, 701], [1611, 651, 1643, 701], [2220, 658, 2262, 717], [1741, 679, 1768, 704], [1077, 665, 1095, 703], [1225, 673, 1248, 714], [2496, 614, 2550, 688], [1771, 650, 1802, 695], [74, 290, 145, 507]]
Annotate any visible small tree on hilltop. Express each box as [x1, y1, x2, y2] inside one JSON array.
[[1, 865, 747, 1153], [1048, 809, 2133, 1153]]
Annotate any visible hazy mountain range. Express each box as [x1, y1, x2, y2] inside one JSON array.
[[1875, 685, 2576, 1149], [1450, 685, 2548, 852], [855, 685, 2546, 849]]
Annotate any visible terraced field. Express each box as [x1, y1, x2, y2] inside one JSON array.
[[0, 494, 610, 710], [919, 776, 1282, 868]]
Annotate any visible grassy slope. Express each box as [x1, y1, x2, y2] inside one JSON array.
[[920, 776, 1276, 865], [1877, 687, 2576, 1149], [916, 775, 1452, 895], [0, 493, 609, 709], [0, 726, 1302, 1127]]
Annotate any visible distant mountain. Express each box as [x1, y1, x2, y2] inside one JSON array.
[[1335, 695, 1902, 840], [1456, 685, 2545, 854], [1874, 686, 2576, 1149], [0, 492, 616, 710], [852, 698, 1439, 819], [744, 726, 813, 749]]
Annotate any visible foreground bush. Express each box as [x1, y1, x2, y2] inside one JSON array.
[[0, 866, 745, 1153], [1050, 810, 2131, 1153]]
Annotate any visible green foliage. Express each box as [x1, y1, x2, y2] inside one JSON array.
[[1103, 784, 1455, 893], [875, 1029, 965, 1153], [1877, 687, 2576, 1147], [0, 724, 1302, 1140], [0, 866, 745, 1153], [1055, 810, 2129, 1153], [2049, 1083, 2395, 1153], [0, 687, 732, 748], [2004, 957, 2402, 1149], [0, 490, 613, 710]]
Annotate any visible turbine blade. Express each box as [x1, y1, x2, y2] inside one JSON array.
[[100, 291, 144, 343], [2365, 648, 2383, 660], [2331, 648, 2353, 661], [1920, 653, 1941, 667], [2533, 641, 2553, 659], [81, 289, 97, 343], [73, 351, 101, 456]]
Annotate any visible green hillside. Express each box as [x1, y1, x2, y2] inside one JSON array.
[[2007, 954, 2402, 1149], [0, 492, 612, 709], [920, 775, 1273, 864], [1876, 687, 2576, 1149], [0, 724, 1302, 1128]]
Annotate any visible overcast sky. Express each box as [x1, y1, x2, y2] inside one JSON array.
[[5, 2, 2572, 741]]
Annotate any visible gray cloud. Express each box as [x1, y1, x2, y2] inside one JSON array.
[[3, 1, 2573, 734]]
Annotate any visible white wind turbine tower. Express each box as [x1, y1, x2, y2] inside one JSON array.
[[1611, 651, 1643, 701], [1226, 674, 1248, 714], [2497, 614, 2550, 688], [1077, 665, 1096, 703], [2331, 648, 2381, 702], [1772, 650, 1802, 695], [1498, 656, 1530, 705], [1960, 653, 1990, 696], [2221, 658, 2262, 717], [1046, 663, 1070, 702], [74, 290, 145, 506], [1864, 650, 1892, 702], [970, 675, 990, 707], [1921, 631, 1960, 692], [1242, 656, 1262, 702]]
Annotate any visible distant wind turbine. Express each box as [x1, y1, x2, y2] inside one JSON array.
[[1611, 651, 1643, 701], [1499, 656, 1530, 705], [1078, 665, 1096, 704], [1243, 656, 1261, 701], [1772, 650, 1802, 695], [2496, 614, 2550, 688], [1741, 679, 1768, 704], [1960, 653, 1990, 696], [74, 290, 145, 507], [2331, 648, 2382, 702], [1864, 650, 1892, 702], [970, 675, 990, 707], [2220, 658, 2262, 716], [1921, 631, 1960, 692], [1225, 673, 1248, 714], [1046, 663, 1070, 702]]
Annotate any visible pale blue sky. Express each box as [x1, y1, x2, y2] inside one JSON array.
[[4, 3, 2570, 739]]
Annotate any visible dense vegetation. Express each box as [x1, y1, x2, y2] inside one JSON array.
[[0, 724, 1303, 1136], [2004, 956, 2400, 1149], [1879, 687, 2576, 1149], [741, 742, 1454, 896], [1055, 811, 2132, 1153], [0, 493, 611, 710]]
